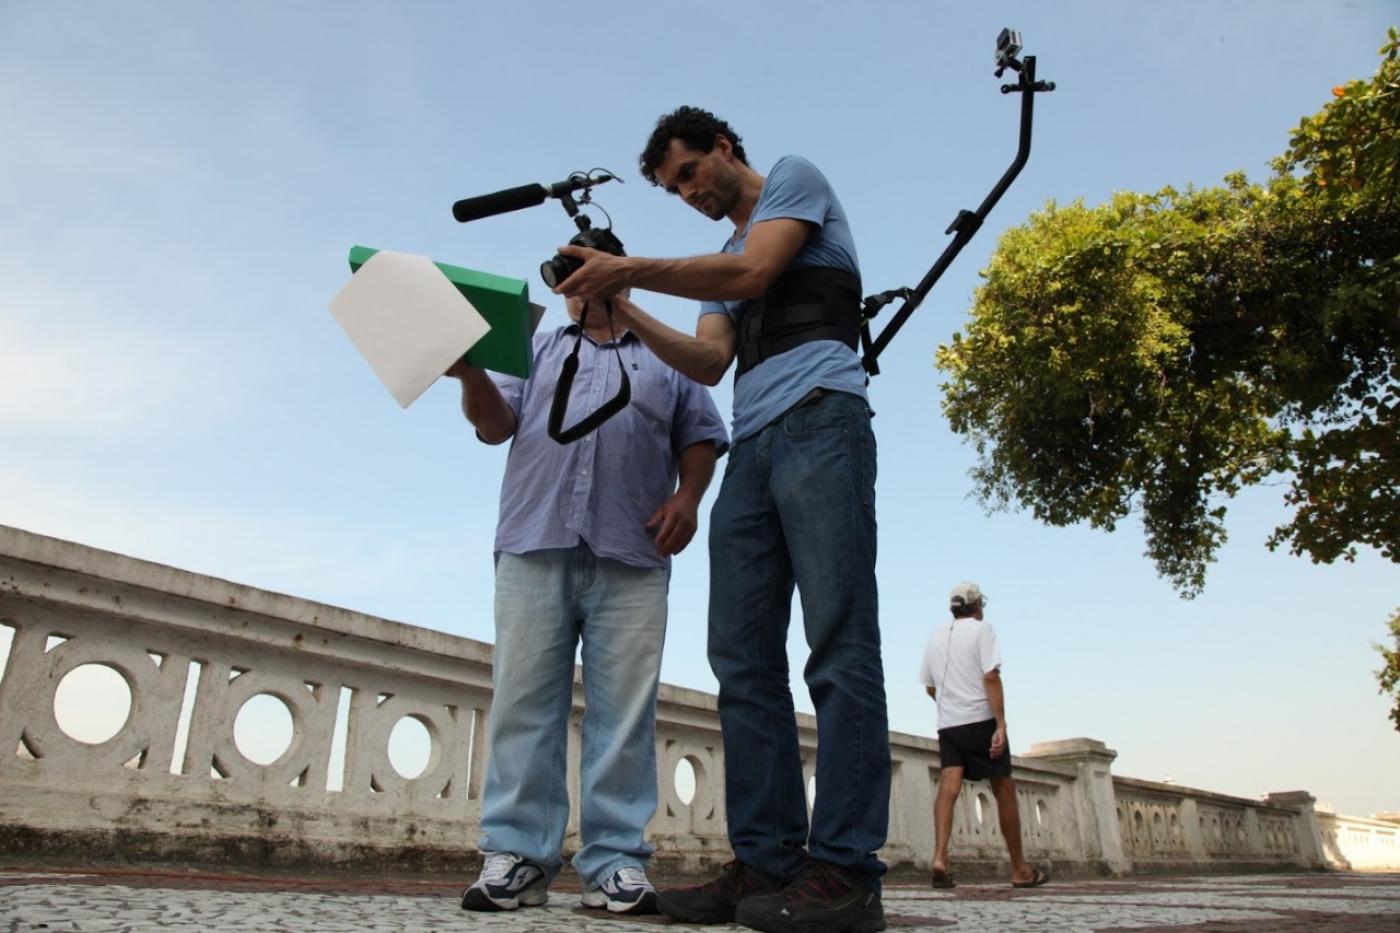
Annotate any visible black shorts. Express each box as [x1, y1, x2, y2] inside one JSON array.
[[938, 718, 1012, 781]]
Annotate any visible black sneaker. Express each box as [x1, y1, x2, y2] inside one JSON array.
[[734, 858, 885, 933], [656, 859, 782, 924], [460, 851, 548, 911]]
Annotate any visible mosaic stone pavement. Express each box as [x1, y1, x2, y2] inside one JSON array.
[[1, 868, 1397, 931]]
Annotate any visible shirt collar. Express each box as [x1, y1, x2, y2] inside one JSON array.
[[563, 321, 637, 347]]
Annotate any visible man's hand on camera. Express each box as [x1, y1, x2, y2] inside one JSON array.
[[645, 489, 700, 557], [553, 244, 631, 301]]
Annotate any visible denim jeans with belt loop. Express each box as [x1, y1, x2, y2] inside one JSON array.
[[478, 545, 669, 887], [707, 389, 891, 891]]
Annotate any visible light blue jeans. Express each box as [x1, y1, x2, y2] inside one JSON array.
[[478, 545, 669, 888]]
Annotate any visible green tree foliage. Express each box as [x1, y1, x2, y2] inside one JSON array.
[[1378, 609, 1400, 733], [939, 30, 1400, 595]]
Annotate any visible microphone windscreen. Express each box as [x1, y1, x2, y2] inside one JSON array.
[[452, 184, 548, 222]]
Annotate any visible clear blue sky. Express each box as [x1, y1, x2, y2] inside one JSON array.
[[2, 1, 1396, 816]]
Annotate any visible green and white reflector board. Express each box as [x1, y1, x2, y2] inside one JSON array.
[[330, 246, 543, 408]]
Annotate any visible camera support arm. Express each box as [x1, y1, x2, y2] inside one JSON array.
[[860, 44, 1055, 376]]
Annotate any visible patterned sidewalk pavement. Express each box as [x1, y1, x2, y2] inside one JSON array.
[[1, 867, 1397, 931]]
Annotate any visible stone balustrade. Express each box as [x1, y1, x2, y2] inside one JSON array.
[[1106, 778, 1322, 874], [2, 524, 1396, 876], [1318, 809, 1400, 871]]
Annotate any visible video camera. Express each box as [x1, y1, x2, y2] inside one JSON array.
[[451, 169, 626, 288], [452, 169, 630, 444], [541, 224, 626, 289]]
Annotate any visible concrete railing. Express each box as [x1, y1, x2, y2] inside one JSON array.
[[0, 525, 497, 871], [1, 525, 1395, 876], [1106, 779, 1325, 874], [1317, 809, 1400, 872]]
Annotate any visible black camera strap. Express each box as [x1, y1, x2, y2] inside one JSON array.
[[547, 299, 632, 445]]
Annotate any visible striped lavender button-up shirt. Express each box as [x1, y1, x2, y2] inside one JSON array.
[[489, 325, 729, 570]]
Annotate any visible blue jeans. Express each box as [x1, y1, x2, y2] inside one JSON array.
[[478, 545, 669, 887], [708, 390, 890, 891]]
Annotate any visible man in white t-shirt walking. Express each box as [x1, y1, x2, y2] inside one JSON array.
[[917, 582, 1047, 889]]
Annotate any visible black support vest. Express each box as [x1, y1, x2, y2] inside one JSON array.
[[733, 266, 863, 379]]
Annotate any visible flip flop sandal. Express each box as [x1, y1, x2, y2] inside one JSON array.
[[1012, 867, 1049, 889], [930, 869, 956, 889]]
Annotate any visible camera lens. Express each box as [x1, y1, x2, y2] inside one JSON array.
[[540, 253, 581, 288], [539, 260, 560, 288]]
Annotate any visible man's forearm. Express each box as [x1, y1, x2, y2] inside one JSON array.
[[457, 369, 516, 443], [675, 441, 718, 503], [555, 217, 808, 305], [612, 296, 733, 386], [984, 676, 1007, 727], [624, 253, 768, 302]]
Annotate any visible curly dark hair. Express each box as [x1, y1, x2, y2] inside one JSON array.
[[639, 106, 748, 185]]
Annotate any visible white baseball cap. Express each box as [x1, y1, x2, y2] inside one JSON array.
[[949, 581, 987, 608]]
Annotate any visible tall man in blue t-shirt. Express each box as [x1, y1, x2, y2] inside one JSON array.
[[555, 106, 891, 933]]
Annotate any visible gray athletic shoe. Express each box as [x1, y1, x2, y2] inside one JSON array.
[[460, 852, 548, 912], [580, 865, 660, 914]]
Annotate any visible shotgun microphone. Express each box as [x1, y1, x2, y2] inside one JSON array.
[[452, 173, 615, 223]]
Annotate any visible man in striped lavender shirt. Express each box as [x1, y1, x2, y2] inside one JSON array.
[[451, 294, 728, 917]]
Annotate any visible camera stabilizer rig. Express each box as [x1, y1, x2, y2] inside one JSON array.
[[859, 28, 1055, 376], [447, 29, 1053, 440], [451, 170, 632, 444]]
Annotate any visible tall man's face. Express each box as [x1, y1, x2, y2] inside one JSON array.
[[652, 135, 743, 222]]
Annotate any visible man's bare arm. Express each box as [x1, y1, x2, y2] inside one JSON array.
[[983, 668, 1008, 758], [609, 294, 736, 386], [553, 217, 813, 303], [445, 361, 516, 444], [647, 441, 719, 557]]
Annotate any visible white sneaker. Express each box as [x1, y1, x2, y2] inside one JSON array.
[[581, 864, 660, 914], [460, 852, 549, 912]]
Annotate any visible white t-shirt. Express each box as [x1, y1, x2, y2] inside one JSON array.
[[917, 617, 1002, 730]]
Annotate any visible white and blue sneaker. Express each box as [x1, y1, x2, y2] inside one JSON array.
[[460, 851, 549, 912], [581, 865, 660, 914]]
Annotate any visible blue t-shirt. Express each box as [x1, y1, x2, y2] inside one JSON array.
[[700, 155, 866, 441]]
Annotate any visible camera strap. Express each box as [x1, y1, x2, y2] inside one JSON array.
[[734, 266, 863, 380], [547, 299, 632, 445]]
